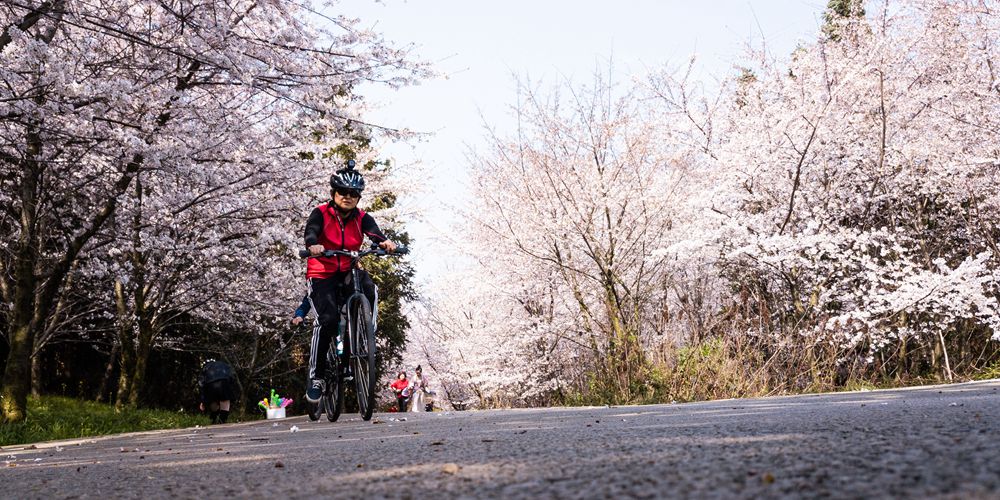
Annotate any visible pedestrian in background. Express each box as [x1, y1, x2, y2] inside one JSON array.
[[199, 359, 239, 424], [408, 365, 430, 412], [390, 371, 410, 412]]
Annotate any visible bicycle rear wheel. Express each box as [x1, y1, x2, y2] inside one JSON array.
[[351, 297, 377, 421], [324, 350, 343, 422]]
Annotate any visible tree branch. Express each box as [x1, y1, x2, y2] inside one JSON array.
[[0, 0, 62, 51]]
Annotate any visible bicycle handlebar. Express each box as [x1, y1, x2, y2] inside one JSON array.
[[298, 243, 409, 259]]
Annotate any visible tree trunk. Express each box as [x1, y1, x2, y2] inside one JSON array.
[[931, 337, 942, 378], [115, 351, 135, 408], [30, 350, 42, 396], [127, 354, 147, 407], [127, 320, 155, 407], [114, 278, 135, 408], [237, 335, 261, 412], [1, 321, 33, 422], [2, 132, 41, 423], [123, 174, 153, 408], [897, 336, 908, 379], [95, 342, 120, 403], [232, 370, 246, 414]]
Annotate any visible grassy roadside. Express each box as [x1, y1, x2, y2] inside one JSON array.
[[0, 396, 244, 446]]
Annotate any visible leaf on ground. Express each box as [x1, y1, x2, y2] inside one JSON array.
[[430, 441, 444, 446], [441, 463, 460, 474], [763, 473, 775, 484], [274, 461, 284, 468]]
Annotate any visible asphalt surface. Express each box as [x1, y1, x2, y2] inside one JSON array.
[[3, 380, 999, 499]]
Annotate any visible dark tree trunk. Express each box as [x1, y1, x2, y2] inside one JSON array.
[[1, 128, 42, 423], [2, 321, 34, 422], [96, 342, 120, 403], [127, 319, 155, 407], [30, 350, 42, 396]]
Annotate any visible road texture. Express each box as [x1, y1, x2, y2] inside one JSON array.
[[3, 380, 999, 499]]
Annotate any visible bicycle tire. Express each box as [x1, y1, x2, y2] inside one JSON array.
[[351, 297, 377, 421], [324, 350, 343, 422], [307, 401, 321, 421]]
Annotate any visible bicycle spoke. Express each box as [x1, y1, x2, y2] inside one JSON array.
[[355, 302, 375, 420]]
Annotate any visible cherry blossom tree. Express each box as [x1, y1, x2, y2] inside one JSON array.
[[650, 0, 1000, 383], [416, 74, 692, 404], [0, 0, 427, 421], [406, 271, 562, 407], [424, 0, 1000, 404]]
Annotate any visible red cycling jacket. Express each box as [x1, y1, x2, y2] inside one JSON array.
[[303, 203, 386, 278]]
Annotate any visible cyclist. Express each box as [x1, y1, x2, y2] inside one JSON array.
[[303, 160, 397, 403]]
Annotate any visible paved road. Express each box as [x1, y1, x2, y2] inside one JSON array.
[[4, 380, 999, 499]]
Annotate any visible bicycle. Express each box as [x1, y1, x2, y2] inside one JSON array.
[[299, 243, 408, 421]]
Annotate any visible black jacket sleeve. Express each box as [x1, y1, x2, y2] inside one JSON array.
[[361, 213, 387, 243], [303, 207, 324, 246]]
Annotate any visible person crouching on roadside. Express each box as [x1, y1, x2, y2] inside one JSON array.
[[199, 359, 239, 424]]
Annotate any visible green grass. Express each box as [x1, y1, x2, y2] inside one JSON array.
[[0, 396, 213, 446]]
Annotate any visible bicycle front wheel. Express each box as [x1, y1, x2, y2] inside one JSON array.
[[351, 297, 377, 421], [324, 350, 343, 422]]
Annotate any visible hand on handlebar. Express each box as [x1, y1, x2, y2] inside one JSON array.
[[378, 240, 397, 253], [308, 244, 325, 257]]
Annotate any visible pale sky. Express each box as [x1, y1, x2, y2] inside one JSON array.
[[331, 0, 830, 282]]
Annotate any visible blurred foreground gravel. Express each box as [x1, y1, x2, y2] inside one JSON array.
[[4, 380, 999, 499]]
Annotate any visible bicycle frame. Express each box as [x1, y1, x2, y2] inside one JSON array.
[[304, 246, 387, 337], [300, 244, 406, 421]]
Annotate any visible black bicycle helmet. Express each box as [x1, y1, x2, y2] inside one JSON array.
[[330, 159, 365, 192]]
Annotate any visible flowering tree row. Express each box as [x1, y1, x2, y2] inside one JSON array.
[[0, 0, 427, 422], [418, 0, 1000, 406]]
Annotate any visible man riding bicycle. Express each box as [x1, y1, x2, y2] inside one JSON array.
[[303, 160, 397, 403]]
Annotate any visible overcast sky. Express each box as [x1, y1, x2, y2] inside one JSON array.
[[331, 0, 830, 281]]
